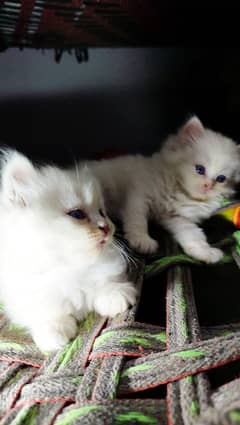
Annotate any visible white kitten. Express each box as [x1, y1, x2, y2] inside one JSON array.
[[90, 117, 240, 263], [0, 150, 136, 351]]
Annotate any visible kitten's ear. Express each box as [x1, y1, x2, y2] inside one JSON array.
[[1, 150, 38, 207], [179, 116, 205, 144]]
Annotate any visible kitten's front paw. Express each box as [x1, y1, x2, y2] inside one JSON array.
[[127, 234, 159, 254], [32, 315, 78, 352], [94, 282, 137, 318], [204, 247, 223, 263], [184, 243, 223, 264], [70, 290, 88, 321]]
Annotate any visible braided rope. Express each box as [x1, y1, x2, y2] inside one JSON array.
[[0, 239, 239, 424]]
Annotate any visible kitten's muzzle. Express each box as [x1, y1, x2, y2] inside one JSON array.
[[98, 222, 114, 247], [98, 224, 110, 235], [202, 180, 214, 193]]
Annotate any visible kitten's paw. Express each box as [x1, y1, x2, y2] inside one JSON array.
[[184, 243, 223, 264], [74, 307, 88, 322], [94, 282, 137, 318], [127, 234, 158, 254], [32, 315, 78, 352], [70, 290, 88, 321], [204, 247, 223, 264]]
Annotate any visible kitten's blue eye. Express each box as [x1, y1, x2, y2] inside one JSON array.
[[67, 209, 87, 220], [216, 175, 226, 183], [195, 164, 205, 175]]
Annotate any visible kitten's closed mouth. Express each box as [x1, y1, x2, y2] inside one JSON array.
[[99, 237, 108, 247]]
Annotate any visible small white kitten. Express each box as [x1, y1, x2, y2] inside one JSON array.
[[91, 117, 240, 263], [0, 150, 136, 351]]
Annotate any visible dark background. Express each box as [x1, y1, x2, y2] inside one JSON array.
[[1, 47, 240, 164]]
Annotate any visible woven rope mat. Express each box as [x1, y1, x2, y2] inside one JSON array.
[[0, 242, 240, 424]]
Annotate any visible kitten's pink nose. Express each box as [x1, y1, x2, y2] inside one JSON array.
[[98, 224, 110, 235], [203, 181, 213, 191]]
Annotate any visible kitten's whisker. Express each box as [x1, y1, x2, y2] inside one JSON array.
[[114, 233, 129, 246], [112, 238, 137, 268]]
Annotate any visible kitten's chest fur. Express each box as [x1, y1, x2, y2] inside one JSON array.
[[150, 190, 220, 223], [172, 194, 221, 222]]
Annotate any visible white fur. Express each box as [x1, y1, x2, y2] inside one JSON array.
[[90, 117, 240, 262], [0, 150, 136, 351]]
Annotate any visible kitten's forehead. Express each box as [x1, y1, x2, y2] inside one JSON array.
[[41, 166, 102, 210], [74, 166, 102, 207]]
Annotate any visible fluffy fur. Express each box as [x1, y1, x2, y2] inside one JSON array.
[[90, 117, 240, 263], [0, 150, 136, 351]]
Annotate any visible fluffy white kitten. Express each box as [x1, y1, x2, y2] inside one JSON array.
[[0, 150, 136, 351], [91, 116, 240, 263]]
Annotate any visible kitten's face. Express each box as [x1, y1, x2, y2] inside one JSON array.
[[37, 167, 115, 261], [1, 151, 115, 263], [173, 118, 240, 201]]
